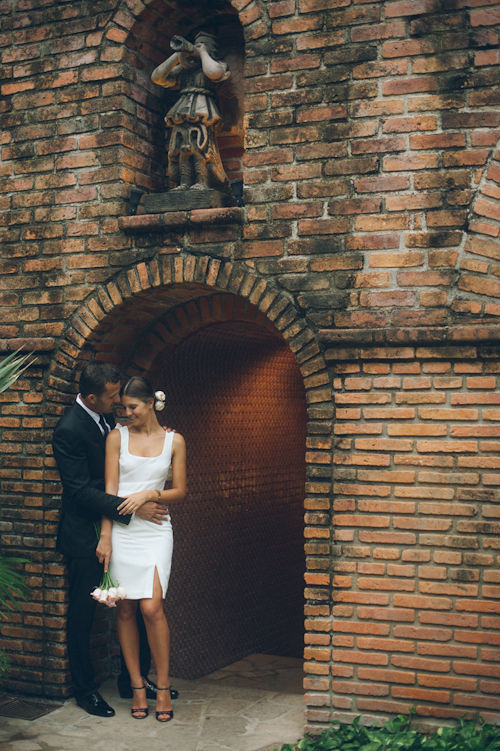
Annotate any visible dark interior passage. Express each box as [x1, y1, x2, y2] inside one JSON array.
[[150, 320, 307, 679]]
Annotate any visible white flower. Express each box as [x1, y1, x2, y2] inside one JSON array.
[[155, 391, 165, 411], [116, 586, 127, 599], [99, 589, 108, 603], [91, 588, 101, 601], [108, 587, 117, 598]]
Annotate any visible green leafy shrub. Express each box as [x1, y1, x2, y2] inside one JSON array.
[[0, 350, 34, 677], [276, 712, 500, 751], [0, 555, 30, 618]]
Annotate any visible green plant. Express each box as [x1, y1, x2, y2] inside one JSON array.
[[0, 553, 30, 676], [0, 349, 34, 676], [0, 555, 30, 617], [276, 711, 500, 751], [0, 349, 33, 393]]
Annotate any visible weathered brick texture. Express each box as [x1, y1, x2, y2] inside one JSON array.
[[304, 348, 500, 726], [1, 0, 500, 729]]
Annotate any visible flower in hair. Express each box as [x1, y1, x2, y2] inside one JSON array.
[[155, 390, 165, 411]]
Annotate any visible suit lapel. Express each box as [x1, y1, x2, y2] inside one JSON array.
[[73, 402, 106, 447]]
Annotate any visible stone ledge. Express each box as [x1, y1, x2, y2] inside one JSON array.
[[320, 323, 500, 354], [118, 207, 244, 233]]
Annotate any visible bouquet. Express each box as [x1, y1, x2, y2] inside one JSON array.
[[91, 569, 127, 608]]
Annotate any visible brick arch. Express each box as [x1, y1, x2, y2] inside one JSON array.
[[47, 251, 326, 687], [453, 138, 500, 319], [123, 290, 278, 376], [112, 0, 265, 34], [48, 253, 328, 405]]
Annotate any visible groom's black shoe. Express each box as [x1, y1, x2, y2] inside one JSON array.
[[117, 677, 179, 701], [76, 691, 115, 717], [144, 677, 179, 701]]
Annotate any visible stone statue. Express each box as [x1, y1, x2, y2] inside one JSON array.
[[151, 31, 231, 194]]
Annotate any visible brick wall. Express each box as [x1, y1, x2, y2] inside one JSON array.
[[1, 0, 500, 730], [304, 347, 500, 727]]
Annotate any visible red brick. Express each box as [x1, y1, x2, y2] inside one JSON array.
[[347, 234, 400, 250], [392, 655, 450, 672], [392, 686, 450, 703], [386, 194, 442, 211], [383, 77, 437, 96], [357, 63, 405, 87], [331, 650, 389, 665], [413, 53, 469, 75], [331, 680, 389, 696], [470, 9, 500, 27], [298, 218, 349, 235], [296, 31, 346, 50], [383, 115, 438, 133], [354, 27, 405, 47], [329, 198, 381, 215], [352, 99, 405, 118], [384, 154, 439, 171], [383, 39, 436, 58]]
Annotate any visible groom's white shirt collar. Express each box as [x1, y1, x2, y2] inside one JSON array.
[[76, 394, 109, 435]]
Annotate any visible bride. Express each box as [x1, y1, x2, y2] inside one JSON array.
[[96, 376, 186, 722]]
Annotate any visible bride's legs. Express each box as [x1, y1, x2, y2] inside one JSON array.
[[140, 570, 172, 718], [116, 599, 147, 717]]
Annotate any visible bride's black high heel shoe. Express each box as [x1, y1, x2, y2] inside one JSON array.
[[155, 687, 173, 722], [131, 683, 149, 719]]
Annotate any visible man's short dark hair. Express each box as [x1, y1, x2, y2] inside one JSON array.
[[79, 363, 120, 398]]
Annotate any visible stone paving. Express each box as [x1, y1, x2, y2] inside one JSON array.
[[0, 655, 305, 751]]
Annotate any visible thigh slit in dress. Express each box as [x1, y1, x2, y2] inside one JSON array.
[[109, 425, 174, 600]]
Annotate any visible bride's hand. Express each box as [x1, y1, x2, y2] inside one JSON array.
[[118, 490, 153, 515], [96, 537, 112, 573]]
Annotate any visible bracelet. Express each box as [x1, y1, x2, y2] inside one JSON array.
[[156, 490, 161, 502]]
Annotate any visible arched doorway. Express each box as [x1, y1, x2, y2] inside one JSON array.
[[48, 258, 318, 689], [147, 317, 307, 678]]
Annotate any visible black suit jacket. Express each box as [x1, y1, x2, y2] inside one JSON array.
[[52, 402, 130, 558]]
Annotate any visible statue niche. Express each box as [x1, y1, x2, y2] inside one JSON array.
[[146, 31, 236, 212]]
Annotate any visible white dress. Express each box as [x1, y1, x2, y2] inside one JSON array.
[[109, 424, 174, 600]]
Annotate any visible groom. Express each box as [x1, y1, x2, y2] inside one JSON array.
[[52, 362, 177, 717]]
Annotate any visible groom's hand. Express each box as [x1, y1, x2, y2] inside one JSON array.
[[136, 501, 169, 525]]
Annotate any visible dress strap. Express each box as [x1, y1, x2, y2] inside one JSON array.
[[162, 429, 174, 457], [117, 423, 129, 456]]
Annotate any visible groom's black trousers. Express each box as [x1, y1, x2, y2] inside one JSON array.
[[66, 556, 150, 698]]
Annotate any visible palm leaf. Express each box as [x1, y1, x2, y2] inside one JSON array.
[[0, 555, 29, 617], [0, 349, 34, 676], [0, 350, 34, 394]]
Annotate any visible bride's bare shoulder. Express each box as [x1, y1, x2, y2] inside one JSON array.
[[172, 432, 185, 449], [105, 427, 121, 448]]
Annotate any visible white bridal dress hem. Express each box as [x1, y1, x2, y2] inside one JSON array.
[[109, 424, 174, 600]]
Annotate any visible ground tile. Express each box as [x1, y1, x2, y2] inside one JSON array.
[[1, 656, 304, 751], [241, 699, 304, 723], [204, 698, 257, 716], [171, 703, 204, 722]]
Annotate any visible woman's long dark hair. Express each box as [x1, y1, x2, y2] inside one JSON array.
[[121, 376, 154, 403]]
